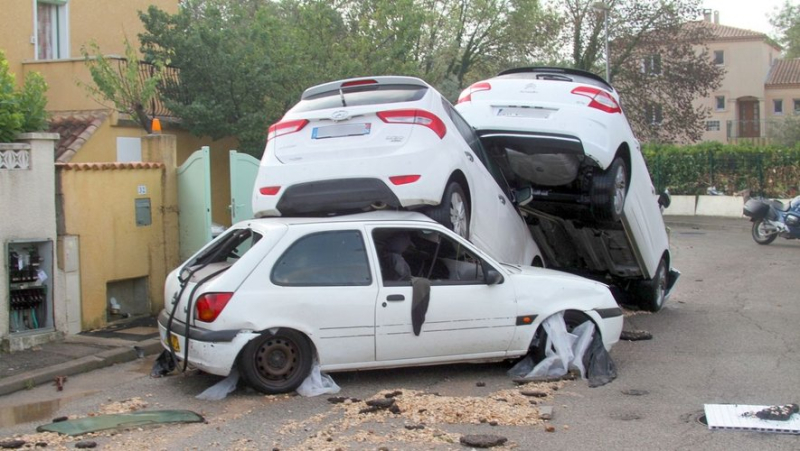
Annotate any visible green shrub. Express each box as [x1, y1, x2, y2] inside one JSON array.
[[643, 142, 800, 198], [0, 50, 49, 142]]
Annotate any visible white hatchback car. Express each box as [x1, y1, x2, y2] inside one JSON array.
[[251, 76, 543, 267], [456, 67, 678, 311], [158, 212, 623, 394]]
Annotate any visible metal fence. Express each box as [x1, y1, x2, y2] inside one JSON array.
[[113, 58, 183, 118]]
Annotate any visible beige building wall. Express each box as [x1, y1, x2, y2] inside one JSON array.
[[765, 85, 800, 120], [58, 164, 166, 330]]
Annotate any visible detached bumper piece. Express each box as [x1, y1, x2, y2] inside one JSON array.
[[277, 178, 402, 215]]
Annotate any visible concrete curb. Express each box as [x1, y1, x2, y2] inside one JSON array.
[[0, 337, 163, 397]]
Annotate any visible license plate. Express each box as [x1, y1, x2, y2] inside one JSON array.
[[163, 332, 181, 352], [312, 123, 371, 139], [496, 107, 554, 119]]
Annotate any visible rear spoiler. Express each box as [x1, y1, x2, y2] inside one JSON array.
[[301, 76, 429, 100], [497, 67, 614, 92]]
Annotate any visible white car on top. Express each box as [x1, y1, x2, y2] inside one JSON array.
[[251, 76, 543, 267], [456, 67, 678, 312], [158, 211, 623, 394]]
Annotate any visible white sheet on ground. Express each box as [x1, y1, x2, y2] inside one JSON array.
[[296, 359, 340, 397]]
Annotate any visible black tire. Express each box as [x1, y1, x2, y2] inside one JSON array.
[[238, 329, 312, 394], [591, 157, 627, 222], [752, 219, 777, 245], [636, 258, 668, 312], [427, 182, 469, 239], [531, 311, 592, 363]]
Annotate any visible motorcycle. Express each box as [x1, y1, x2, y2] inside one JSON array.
[[743, 195, 800, 245]]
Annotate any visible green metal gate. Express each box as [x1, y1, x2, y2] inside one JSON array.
[[229, 150, 260, 224], [177, 146, 212, 261]]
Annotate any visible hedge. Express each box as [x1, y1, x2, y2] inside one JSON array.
[[642, 142, 800, 198]]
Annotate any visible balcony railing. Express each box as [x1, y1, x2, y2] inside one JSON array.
[[116, 59, 183, 118], [726, 119, 794, 143]]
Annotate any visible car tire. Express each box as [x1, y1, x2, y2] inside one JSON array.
[[238, 329, 312, 395], [636, 258, 668, 312], [427, 182, 469, 239], [531, 310, 592, 363], [591, 157, 627, 222], [751, 219, 777, 245]]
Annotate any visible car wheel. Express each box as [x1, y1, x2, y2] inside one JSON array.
[[531, 311, 592, 363], [636, 258, 668, 312], [751, 219, 777, 245], [427, 182, 469, 239], [238, 329, 312, 395], [591, 157, 627, 222]]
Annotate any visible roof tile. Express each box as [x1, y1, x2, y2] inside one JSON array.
[[766, 59, 800, 86], [56, 162, 164, 171], [48, 111, 108, 163]]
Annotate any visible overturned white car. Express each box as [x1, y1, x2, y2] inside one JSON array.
[[456, 67, 678, 311]]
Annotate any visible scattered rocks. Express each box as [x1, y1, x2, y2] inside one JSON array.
[[0, 440, 26, 449], [74, 441, 97, 449], [620, 330, 653, 341], [35, 443, 47, 448], [544, 425, 556, 433], [327, 397, 349, 404], [365, 398, 395, 409], [404, 424, 425, 430], [476, 381, 486, 387], [52, 416, 69, 423], [389, 405, 402, 415], [621, 389, 649, 396], [539, 406, 554, 420], [459, 434, 507, 448], [384, 390, 403, 399], [520, 389, 547, 398], [359, 406, 381, 415], [489, 421, 498, 427]]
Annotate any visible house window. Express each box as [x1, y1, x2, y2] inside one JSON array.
[[794, 99, 800, 114], [713, 50, 724, 65], [706, 121, 720, 131], [774, 99, 783, 114], [645, 104, 663, 125], [715, 96, 725, 111], [642, 54, 662, 75], [36, 0, 69, 60]]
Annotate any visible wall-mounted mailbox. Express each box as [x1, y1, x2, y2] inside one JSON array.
[[135, 198, 151, 226]]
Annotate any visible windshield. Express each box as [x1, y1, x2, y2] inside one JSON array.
[[187, 228, 262, 268], [290, 84, 428, 113]]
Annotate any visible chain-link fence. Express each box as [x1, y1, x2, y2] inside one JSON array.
[[643, 143, 800, 198]]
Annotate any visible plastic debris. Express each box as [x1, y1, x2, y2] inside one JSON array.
[[150, 350, 176, 378], [296, 359, 340, 397], [196, 368, 239, 400], [584, 328, 618, 388]]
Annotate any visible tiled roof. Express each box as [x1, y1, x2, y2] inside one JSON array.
[[703, 22, 767, 40], [56, 162, 164, 171], [766, 59, 800, 86], [48, 111, 108, 163]]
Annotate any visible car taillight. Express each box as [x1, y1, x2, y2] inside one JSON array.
[[341, 79, 377, 87], [570, 86, 621, 114], [259, 186, 281, 195], [389, 175, 421, 185], [196, 292, 233, 323], [377, 109, 446, 139], [267, 119, 309, 140], [456, 82, 491, 104]]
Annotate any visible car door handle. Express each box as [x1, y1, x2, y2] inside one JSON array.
[[498, 195, 506, 205], [464, 152, 474, 162], [386, 294, 405, 302]]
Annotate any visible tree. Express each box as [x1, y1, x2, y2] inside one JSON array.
[[557, 0, 723, 143], [771, 0, 800, 58], [80, 38, 163, 133], [0, 50, 48, 142]]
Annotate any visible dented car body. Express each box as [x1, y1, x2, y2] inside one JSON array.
[[158, 211, 622, 394]]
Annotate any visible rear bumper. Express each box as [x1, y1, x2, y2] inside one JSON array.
[[276, 178, 402, 215]]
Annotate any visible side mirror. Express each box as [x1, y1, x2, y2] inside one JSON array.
[[658, 189, 671, 209], [485, 269, 503, 286]]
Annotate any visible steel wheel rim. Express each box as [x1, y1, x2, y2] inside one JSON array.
[[613, 166, 626, 216], [254, 338, 298, 381], [654, 265, 667, 309], [449, 191, 468, 238]]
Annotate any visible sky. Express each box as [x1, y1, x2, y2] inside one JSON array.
[[700, 0, 787, 35]]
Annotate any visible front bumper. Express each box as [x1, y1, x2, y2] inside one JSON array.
[[157, 310, 258, 376]]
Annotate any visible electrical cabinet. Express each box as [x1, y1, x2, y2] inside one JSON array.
[[7, 240, 53, 334]]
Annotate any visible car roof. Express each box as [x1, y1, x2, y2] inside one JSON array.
[[496, 67, 615, 93], [301, 76, 431, 100], [239, 211, 438, 232]]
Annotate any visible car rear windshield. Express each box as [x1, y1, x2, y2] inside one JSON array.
[[290, 84, 428, 113], [189, 228, 262, 267]]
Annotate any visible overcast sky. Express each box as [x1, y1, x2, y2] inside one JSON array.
[[700, 0, 786, 35]]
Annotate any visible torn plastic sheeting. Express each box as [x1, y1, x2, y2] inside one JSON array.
[[584, 326, 617, 388], [150, 350, 176, 378], [296, 358, 340, 397], [196, 368, 240, 400], [36, 410, 205, 436]]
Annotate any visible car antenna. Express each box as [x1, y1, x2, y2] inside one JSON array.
[[338, 87, 348, 107]]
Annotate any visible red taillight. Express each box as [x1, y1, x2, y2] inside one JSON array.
[[389, 175, 421, 185], [570, 86, 621, 114], [376, 109, 446, 139], [341, 79, 378, 87], [259, 186, 281, 195], [267, 119, 309, 140], [456, 82, 492, 104], [196, 292, 233, 323]]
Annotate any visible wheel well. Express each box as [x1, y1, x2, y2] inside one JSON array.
[[447, 171, 471, 212], [531, 309, 599, 350], [615, 143, 632, 192], [236, 327, 317, 364]]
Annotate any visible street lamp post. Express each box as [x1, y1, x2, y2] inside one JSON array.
[[593, 2, 611, 82]]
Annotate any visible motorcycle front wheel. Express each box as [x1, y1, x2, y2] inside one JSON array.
[[752, 219, 778, 245]]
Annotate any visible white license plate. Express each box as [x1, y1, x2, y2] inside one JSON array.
[[312, 123, 371, 139], [496, 107, 554, 119]]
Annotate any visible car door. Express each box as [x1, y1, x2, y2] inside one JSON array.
[[369, 225, 518, 362]]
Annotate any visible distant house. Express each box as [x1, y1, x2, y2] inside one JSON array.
[[694, 11, 799, 144]]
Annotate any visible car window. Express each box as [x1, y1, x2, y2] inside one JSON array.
[[190, 228, 262, 267], [271, 230, 372, 286], [373, 228, 495, 286], [290, 84, 428, 113]]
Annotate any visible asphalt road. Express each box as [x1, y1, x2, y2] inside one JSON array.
[[1, 216, 799, 450]]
